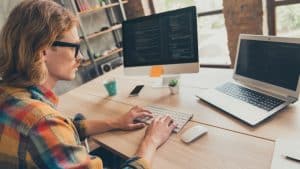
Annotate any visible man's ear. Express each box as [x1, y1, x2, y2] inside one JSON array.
[[40, 48, 49, 62]]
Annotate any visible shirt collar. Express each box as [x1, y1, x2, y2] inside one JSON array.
[[27, 85, 59, 108]]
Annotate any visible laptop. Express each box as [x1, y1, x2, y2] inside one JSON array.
[[197, 34, 300, 126]]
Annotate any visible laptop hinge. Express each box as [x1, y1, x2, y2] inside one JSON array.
[[287, 96, 297, 104]]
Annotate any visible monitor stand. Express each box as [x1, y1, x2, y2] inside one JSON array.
[[151, 75, 180, 88]]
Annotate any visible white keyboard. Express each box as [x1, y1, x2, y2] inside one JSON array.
[[135, 105, 193, 133]]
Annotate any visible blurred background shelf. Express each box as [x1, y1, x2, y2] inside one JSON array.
[[83, 24, 122, 40], [80, 48, 123, 67], [79, 0, 128, 15], [60, 0, 127, 79]]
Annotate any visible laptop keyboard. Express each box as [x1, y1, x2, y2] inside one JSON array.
[[216, 82, 285, 111], [135, 105, 193, 133]]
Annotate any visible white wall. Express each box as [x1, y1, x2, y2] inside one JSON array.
[[0, 0, 22, 29]]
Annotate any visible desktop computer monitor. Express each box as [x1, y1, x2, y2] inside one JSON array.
[[122, 6, 199, 76]]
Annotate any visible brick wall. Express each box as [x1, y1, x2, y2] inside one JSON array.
[[223, 0, 263, 67], [125, 0, 153, 19]]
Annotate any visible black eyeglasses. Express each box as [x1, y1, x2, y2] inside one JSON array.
[[52, 41, 81, 58]]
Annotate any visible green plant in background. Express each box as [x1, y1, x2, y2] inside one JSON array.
[[277, 4, 300, 35], [98, 0, 106, 5], [168, 79, 178, 87]]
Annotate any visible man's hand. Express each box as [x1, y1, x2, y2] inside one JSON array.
[[114, 106, 153, 130], [143, 116, 176, 148], [135, 115, 176, 164]]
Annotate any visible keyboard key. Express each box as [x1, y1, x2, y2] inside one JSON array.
[[135, 105, 193, 133], [216, 82, 284, 111]]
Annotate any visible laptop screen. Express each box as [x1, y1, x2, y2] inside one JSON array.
[[236, 39, 300, 91]]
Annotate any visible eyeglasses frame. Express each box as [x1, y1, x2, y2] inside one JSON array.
[[52, 41, 81, 58]]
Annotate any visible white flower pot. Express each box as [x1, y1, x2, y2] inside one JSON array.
[[169, 85, 179, 95]]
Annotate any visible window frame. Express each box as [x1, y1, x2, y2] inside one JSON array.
[[197, 9, 232, 68], [267, 0, 300, 35]]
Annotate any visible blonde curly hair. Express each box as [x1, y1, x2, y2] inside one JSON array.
[[0, 0, 78, 87]]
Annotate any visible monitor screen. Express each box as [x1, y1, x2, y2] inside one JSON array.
[[122, 6, 199, 75], [236, 39, 300, 91]]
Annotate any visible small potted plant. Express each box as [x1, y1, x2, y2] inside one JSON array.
[[168, 79, 179, 94]]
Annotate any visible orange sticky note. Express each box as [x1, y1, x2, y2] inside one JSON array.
[[150, 65, 164, 77]]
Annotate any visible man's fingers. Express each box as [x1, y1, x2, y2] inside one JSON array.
[[129, 123, 145, 129], [142, 111, 153, 117], [161, 115, 173, 125], [131, 106, 152, 115], [169, 123, 177, 133], [151, 117, 160, 124], [137, 108, 152, 115], [170, 123, 177, 129], [163, 115, 172, 122], [142, 109, 152, 114], [133, 111, 153, 119]]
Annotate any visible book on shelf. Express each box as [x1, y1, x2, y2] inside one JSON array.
[[74, 0, 81, 11], [88, 0, 101, 8], [74, 0, 93, 12], [81, 0, 89, 11], [85, 0, 92, 10]]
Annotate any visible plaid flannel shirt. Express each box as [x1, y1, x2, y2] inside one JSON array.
[[0, 85, 150, 169]]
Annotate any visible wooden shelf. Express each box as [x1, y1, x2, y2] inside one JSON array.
[[79, 1, 128, 15], [82, 24, 122, 40], [80, 48, 123, 67]]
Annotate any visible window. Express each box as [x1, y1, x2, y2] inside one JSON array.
[[267, 0, 300, 36], [152, 0, 231, 67], [276, 4, 300, 36]]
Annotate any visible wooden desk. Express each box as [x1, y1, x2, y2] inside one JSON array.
[[57, 67, 300, 169]]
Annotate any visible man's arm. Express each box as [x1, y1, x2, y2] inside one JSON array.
[[82, 106, 152, 137], [120, 116, 176, 168], [135, 116, 176, 164], [73, 106, 175, 168], [29, 114, 103, 169]]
